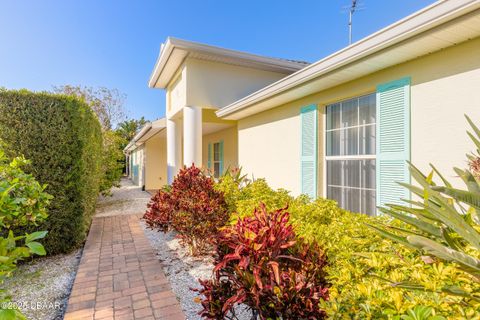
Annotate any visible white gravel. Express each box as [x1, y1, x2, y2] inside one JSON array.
[[142, 222, 252, 320], [95, 179, 151, 218], [142, 223, 214, 320], [3, 248, 82, 320]]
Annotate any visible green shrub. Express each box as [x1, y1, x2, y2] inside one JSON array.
[[289, 198, 476, 318], [0, 89, 103, 254], [216, 178, 293, 223], [99, 130, 126, 195], [217, 176, 475, 318], [0, 146, 50, 319], [372, 115, 480, 313]]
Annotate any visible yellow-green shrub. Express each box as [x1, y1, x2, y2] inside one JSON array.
[[290, 199, 479, 318], [216, 178, 292, 222], [216, 176, 479, 318]]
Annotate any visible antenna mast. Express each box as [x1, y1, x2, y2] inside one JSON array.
[[348, 0, 357, 45]]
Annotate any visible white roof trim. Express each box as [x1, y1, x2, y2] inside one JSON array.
[[124, 118, 166, 153], [148, 37, 309, 89], [217, 0, 480, 120]]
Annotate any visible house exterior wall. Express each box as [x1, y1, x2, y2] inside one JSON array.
[[166, 67, 187, 118], [144, 134, 168, 190], [130, 146, 145, 187], [202, 125, 238, 173], [238, 37, 480, 195], [185, 58, 289, 110]]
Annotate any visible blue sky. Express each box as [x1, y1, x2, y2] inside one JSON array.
[[0, 0, 435, 123]]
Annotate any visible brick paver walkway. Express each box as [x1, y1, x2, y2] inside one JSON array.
[[64, 214, 185, 319]]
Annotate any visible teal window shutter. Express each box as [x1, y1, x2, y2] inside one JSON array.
[[301, 105, 318, 198], [208, 143, 212, 169], [376, 77, 411, 209], [219, 140, 224, 175]]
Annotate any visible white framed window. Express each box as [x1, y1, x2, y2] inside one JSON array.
[[325, 93, 376, 215]]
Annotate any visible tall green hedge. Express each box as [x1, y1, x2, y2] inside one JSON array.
[[0, 89, 103, 254]]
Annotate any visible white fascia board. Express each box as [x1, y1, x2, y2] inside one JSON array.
[[123, 122, 152, 153], [148, 39, 175, 88], [123, 118, 167, 152], [148, 37, 309, 89], [217, 0, 480, 119]]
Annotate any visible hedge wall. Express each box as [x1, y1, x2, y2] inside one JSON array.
[[0, 89, 103, 254]]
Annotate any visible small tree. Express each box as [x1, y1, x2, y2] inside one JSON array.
[[116, 117, 149, 142], [99, 131, 127, 195], [53, 85, 126, 130], [115, 117, 149, 173]]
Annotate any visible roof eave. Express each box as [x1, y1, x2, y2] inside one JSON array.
[[217, 0, 480, 120], [148, 37, 310, 90]]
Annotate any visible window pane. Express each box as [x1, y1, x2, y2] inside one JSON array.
[[326, 103, 341, 130], [327, 160, 342, 186], [214, 162, 220, 178], [359, 124, 375, 155], [327, 186, 342, 207], [213, 143, 219, 161], [344, 160, 360, 188], [344, 188, 361, 213], [359, 94, 376, 125], [326, 94, 377, 216], [341, 99, 358, 128], [361, 159, 376, 189], [326, 130, 340, 156], [342, 128, 358, 156], [361, 189, 376, 216]]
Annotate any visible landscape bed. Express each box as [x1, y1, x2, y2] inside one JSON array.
[[3, 249, 82, 320]]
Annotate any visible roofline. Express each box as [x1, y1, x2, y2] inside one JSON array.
[[148, 37, 310, 89], [123, 118, 166, 153], [217, 0, 480, 119]]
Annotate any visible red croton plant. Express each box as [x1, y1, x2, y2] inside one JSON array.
[[196, 204, 329, 320], [143, 186, 173, 232], [143, 165, 228, 255]]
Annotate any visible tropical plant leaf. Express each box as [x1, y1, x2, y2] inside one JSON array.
[[379, 207, 442, 238], [407, 235, 480, 276], [453, 167, 480, 194], [366, 224, 416, 250], [430, 164, 452, 188], [26, 241, 46, 256], [25, 231, 48, 243]]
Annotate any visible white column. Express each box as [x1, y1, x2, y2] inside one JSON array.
[[183, 106, 202, 167], [167, 118, 182, 184]]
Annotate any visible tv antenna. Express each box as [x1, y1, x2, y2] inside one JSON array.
[[349, 0, 357, 44], [343, 0, 365, 45]]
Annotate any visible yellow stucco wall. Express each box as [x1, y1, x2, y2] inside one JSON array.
[[202, 126, 238, 173], [166, 67, 187, 119], [130, 146, 145, 187], [144, 133, 168, 190], [165, 58, 289, 120], [185, 58, 289, 109], [238, 36, 480, 195]]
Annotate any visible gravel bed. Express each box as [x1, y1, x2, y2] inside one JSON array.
[[142, 222, 252, 320], [95, 180, 151, 218], [3, 248, 82, 320], [142, 223, 213, 319]]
